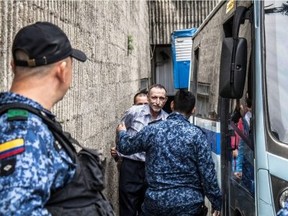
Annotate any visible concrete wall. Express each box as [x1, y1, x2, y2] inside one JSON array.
[[0, 0, 150, 214]]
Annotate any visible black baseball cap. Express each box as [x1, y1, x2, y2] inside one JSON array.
[[12, 22, 87, 67]]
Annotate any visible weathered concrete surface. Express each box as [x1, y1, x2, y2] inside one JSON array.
[[0, 1, 150, 214]]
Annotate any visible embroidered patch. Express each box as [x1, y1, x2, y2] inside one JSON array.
[[0, 138, 25, 159]]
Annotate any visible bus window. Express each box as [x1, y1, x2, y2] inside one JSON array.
[[265, 0, 288, 144]]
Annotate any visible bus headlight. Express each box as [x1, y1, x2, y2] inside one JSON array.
[[279, 187, 288, 208]]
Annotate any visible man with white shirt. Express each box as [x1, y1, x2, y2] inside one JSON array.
[[116, 84, 168, 216]]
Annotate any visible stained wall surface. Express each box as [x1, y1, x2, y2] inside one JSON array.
[[0, 0, 150, 213]]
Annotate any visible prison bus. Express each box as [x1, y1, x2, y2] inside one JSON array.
[[180, 0, 288, 215]]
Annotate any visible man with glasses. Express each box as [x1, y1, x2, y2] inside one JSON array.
[[116, 84, 168, 216]]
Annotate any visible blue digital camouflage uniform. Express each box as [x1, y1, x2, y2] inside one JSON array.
[[0, 92, 76, 216], [118, 112, 222, 215]]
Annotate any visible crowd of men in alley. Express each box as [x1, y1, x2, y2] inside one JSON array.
[[0, 22, 222, 216]]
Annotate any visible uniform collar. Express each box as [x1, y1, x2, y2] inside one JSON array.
[[168, 112, 190, 122]]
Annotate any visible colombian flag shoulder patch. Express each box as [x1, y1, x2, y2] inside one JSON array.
[[0, 138, 25, 160]]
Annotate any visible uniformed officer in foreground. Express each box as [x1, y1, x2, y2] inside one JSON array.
[[0, 22, 87, 215]]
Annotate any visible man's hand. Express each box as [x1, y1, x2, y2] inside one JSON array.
[[110, 147, 118, 159]]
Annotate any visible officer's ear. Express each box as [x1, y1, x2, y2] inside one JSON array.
[[185, 107, 196, 118], [191, 107, 196, 114], [170, 100, 174, 111], [56, 61, 68, 83]]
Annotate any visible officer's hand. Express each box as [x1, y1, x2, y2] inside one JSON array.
[[116, 122, 126, 132]]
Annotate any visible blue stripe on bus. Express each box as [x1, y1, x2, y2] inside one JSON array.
[[201, 128, 221, 155], [193, 117, 221, 155]]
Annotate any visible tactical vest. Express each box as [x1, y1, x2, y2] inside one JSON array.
[[0, 103, 115, 216]]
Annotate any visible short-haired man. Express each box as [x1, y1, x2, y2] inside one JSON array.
[[133, 90, 149, 106], [117, 89, 222, 216], [116, 84, 168, 216], [0, 22, 87, 215]]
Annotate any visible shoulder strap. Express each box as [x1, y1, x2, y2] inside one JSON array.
[[0, 103, 78, 161]]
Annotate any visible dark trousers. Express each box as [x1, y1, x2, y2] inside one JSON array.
[[119, 158, 147, 216]]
